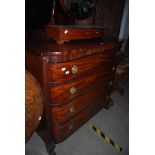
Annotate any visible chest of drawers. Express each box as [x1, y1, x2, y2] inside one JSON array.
[[25, 36, 122, 143]]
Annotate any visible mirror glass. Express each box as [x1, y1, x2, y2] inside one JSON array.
[[60, 0, 95, 19]]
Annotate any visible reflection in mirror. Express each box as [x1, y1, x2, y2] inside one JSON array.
[[61, 0, 95, 19]]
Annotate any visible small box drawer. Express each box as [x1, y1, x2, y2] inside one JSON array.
[[50, 96, 108, 143], [45, 25, 105, 42], [49, 66, 115, 105], [49, 53, 116, 83]]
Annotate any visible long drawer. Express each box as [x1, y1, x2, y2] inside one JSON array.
[[49, 66, 115, 105], [49, 52, 116, 83], [49, 78, 112, 125], [51, 96, 108, 143]]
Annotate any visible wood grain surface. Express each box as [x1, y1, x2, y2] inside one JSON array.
[[25, 35, 122, 144]]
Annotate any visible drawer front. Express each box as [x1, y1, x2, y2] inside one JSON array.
[[49, 78, 112, 125], [51, 96, 108, 143], [49, 52, 116, 83], [46, 26, 104, 41], [49, 66, 115, 105]]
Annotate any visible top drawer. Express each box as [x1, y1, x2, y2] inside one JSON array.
[[49, 51, 116, 83]]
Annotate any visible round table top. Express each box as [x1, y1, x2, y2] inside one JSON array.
[[25, 71, 44, 143]]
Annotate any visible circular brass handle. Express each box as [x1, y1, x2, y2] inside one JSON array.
[[69, 87, 76, 94], [70, 106, 75, 113], [71, 65, 78, 74]]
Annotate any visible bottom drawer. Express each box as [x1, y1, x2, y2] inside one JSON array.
[[51, 96, 110, 143]]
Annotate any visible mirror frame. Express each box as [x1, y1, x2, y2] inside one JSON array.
[[59, 0, 95, 20]]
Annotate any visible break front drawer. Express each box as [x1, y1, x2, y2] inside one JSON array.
[[49, 79, 112, 125], [49, 51, 116, 83], [50, 96, 109, 143], [50, 73, 112, 125], [49, 66, 115, 105]]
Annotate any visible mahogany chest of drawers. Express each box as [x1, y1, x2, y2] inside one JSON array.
[[25, 35, 122, 143]]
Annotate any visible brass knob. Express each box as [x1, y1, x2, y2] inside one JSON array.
[[112, 66, 116, 71], [61, 67, 66, 71], [68, 124, 73, 130], [109, 81, 113, 86], [70, 106, 75, 113], [38, 116, 42, 121], [64, 30, 68, 34], [69, 87, 76, 94], [71, 65, 78, 74]]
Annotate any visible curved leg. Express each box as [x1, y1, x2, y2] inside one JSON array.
[[45, 141, 56, 155], [112, 83, 124, 96], [37, 129, 56, 155], [104, 98, 113, 109]]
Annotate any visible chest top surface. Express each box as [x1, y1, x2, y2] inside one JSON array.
[[26, 34, 122, 63]]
